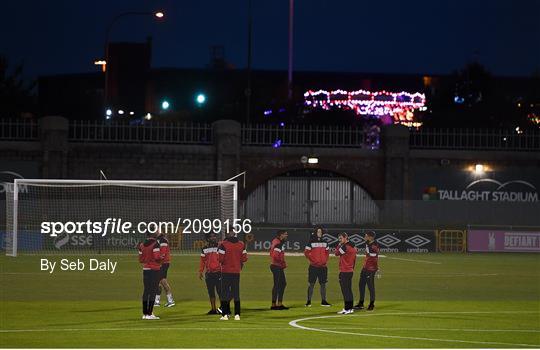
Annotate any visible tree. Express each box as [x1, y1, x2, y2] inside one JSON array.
[[425, 62, 523, 128]]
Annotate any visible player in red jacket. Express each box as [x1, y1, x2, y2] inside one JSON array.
[[335, 232, 357, 315], [137, 232, 162, 320], [270, 230, 289, 310], [199, 232, 222, 314], [304, 226, 331, 307], [154, 230, 175, 308], [355, 231, 379, 311], [218, 232, 248, 320]]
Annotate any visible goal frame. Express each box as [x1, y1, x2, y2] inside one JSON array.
[[7, 179, 238, 257]]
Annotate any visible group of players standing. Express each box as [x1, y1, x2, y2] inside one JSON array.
[[137, 227, 379, 320], [268, 227, 380, 315]]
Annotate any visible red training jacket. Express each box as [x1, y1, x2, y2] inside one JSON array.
[[363, 241, 380, 272], [335, 242, 357, 273], [218, 236, 248, 274], [304, 236, 329, 267], [199, 242, 221, 273], [158, 236, 171, 264], [270, 237, 287, 269], [138, 238, 162, 271]]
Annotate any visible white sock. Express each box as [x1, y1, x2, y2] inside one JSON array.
[[167, 293, 174, 302], [155, 295, 161, 303]]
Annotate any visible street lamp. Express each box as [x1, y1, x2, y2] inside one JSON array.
[[161, 100, 170, 110], [103, 10, 165, 114], [196, 93, 206, 105]]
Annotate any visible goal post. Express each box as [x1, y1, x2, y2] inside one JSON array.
[[5, 179, 238, 257]]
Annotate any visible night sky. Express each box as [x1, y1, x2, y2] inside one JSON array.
[[2, 0, 539, 81]]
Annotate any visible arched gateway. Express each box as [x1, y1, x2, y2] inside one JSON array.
[[242, 169, 379, 225]]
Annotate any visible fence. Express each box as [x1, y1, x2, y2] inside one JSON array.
[[0, 119, 39, 141], [68, 120, 213, 144], [1, 119, 539, 151], [410, 128, 540, 151], [241, 124, 371, 148]]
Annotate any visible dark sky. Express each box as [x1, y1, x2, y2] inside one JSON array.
[[2, 0, 539, 80]]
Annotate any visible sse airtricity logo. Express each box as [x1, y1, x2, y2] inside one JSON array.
[[54, 232, 71, 249], [53, 232, 94, 249]]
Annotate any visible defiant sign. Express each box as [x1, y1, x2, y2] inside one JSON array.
[[468, 230, 540, 252]]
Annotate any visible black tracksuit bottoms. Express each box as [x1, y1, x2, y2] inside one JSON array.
[[339, 272, 354, 310], [270, 264, 287, 303], [142, 269, 160, 315], [220, 272, 241, 315]]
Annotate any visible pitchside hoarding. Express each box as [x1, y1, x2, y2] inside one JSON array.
[[244, 228, 436, 253], [468, 230, 540, 252]]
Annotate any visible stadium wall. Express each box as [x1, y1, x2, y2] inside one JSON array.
[[1, 116, 539, 231]]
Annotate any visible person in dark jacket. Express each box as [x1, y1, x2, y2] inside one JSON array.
[[355, 231, 380, 311], [304, 226, 331, 307], [270, 230, 289, 310], [199, 232, 222, 314]]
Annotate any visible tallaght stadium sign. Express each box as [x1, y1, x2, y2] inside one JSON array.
[[437, 179, 538, 202]]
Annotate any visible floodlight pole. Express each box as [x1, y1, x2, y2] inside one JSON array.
[[246, 0, 253, 124], [287, 0, 294, 101]]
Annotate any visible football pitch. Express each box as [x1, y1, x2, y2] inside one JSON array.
[[0, 253, 539, 348]]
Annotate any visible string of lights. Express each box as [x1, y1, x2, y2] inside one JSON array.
[[304, 89, 427, 127], [304, 89, 426, 114]]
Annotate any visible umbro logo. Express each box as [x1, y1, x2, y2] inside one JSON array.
[[348, 234, 365, 246], [377, 234, 401, 247], [405, 235, 431, 248], [322, 234, 338, 245]]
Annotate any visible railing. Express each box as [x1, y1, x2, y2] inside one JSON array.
[[0, 119, 39, 140], [2, 118, 539, 151], [242, 124, 373, 148], [410, 128, 540, 151], [69, 120, 213, 144]]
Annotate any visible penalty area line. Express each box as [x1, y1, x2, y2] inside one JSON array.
[[288, 311, 540, 348]]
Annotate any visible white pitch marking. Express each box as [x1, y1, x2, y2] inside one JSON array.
[[384, 256, 442, 264], [1, 326, 539, 333], [0, 327, 295, 333], [321, 327, 540, 333], [289, 311, 540, 348]]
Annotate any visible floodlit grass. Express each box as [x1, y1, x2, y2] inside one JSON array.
[[1, 253, 539, 348]]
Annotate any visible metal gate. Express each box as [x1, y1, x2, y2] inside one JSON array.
[[244, 171, 379, 225], [437, 230, 466, 252]]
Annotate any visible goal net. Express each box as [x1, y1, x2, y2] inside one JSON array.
[[5, 180, 237, 256]]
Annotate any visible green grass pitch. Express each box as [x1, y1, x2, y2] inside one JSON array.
[[1, 253, 539, 348]]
